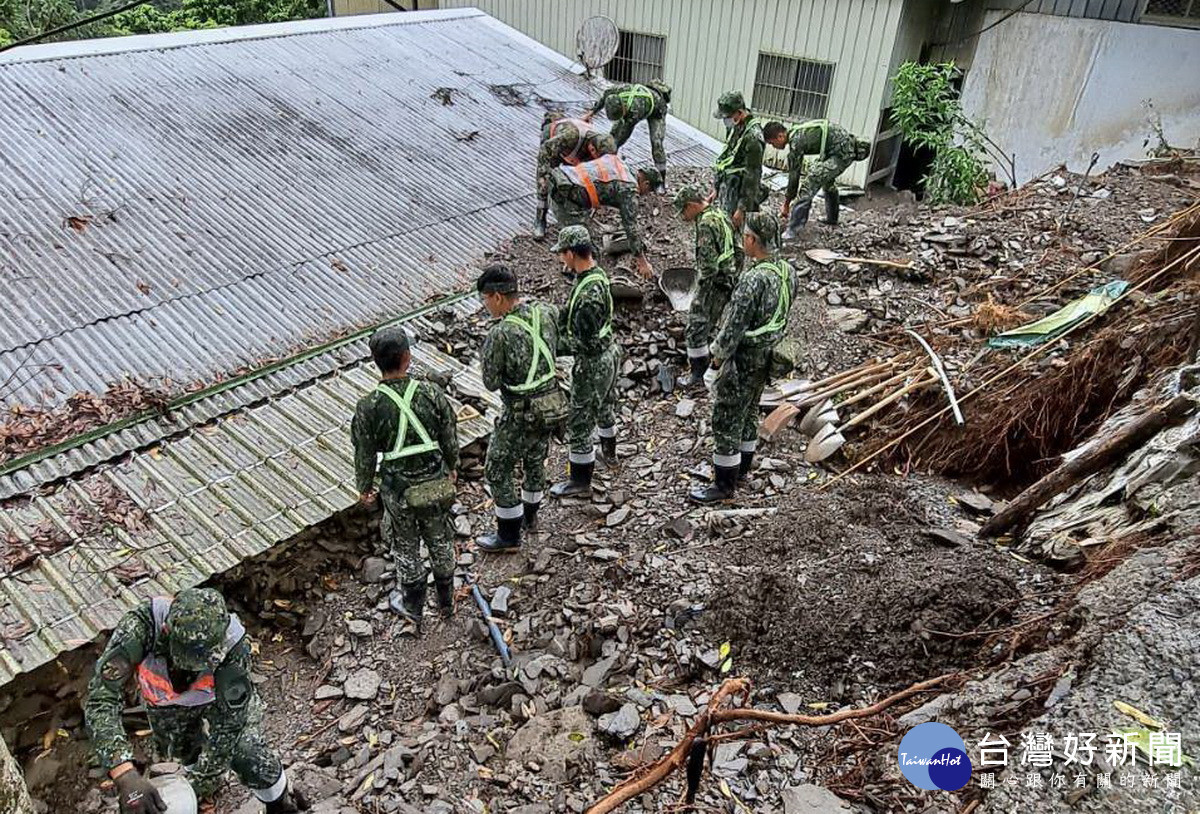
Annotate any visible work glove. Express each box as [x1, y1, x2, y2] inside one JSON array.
[[703, 366, 719, 393], [114, 768, 168, 814]]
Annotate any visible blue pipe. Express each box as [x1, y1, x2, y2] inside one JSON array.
[[471, 583, 512, 668]]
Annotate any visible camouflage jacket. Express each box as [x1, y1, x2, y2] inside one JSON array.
[[711, 255, 798, 360], [560, 265, 615, 358], [713, 117, 765, 213], [587, 83, 666, 121], [785, 120, 858, 200], [84, 602, 254, 794], [536, 122, 617, 190], [694, 207, 743, 290], [351, 375, 459, 495], [481, 300, 561, 402], [549, 170, 643, 255]]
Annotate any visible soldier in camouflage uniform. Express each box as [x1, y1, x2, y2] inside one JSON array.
[[672, 184, 744, 387], [692, 213, 798, 503], [352, 327, 459, 628], [475, 265, 562, 552], [535, 111, 618, 238], [711, 90, 765, 228], [582, 80, 672, 191], [84, 588, 308, 814], [546, 153, 657, 279], [548, 226, 620, 498], [763, 119, 870, 238]]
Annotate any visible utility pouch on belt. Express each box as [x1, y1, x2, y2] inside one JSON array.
[[771, 337, 801, 378], [530, 382, 570, 441], [404, 477, 456, 510]]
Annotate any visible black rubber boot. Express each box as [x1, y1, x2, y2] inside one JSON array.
[[388, 581, 427, 631], [522, 501, 540, 531], [550, 460, 594, 498], [265, 784, 310, 813], [599, 435, 617, 464], [739, 451, 755, 479], [477, 516, 522, 552], [782, 196, 813, 240], [824, 188, 840, 226], [688, 464, 739, 504], [654, 166, 667, 194], [680, 353, 709, 390], [433, 576, 454, 619]]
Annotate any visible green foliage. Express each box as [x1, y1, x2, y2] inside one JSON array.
[[1, 0, 325, 47], [892, 61, 992, 206]]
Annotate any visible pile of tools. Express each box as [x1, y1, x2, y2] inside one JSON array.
[[761, 352, 939, 462]]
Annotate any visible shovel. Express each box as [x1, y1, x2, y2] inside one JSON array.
[[805, 248, 914, 271], [659, 266, 697, 312], [804, 371, 935, 463], [799, 399, 838, 437]]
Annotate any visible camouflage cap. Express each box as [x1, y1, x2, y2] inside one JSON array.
[[713, 90, 747, 118], [745, 212, 781, 250], [368, 325, 410, 357], [166, 588, 230, 672], [672, 184, 706, 212], [550, 224, 593, 252]]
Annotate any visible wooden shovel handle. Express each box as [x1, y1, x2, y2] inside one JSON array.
[[835, 366, 924, 410], [794, 366, 900, 407], [841, 256, 915, 270], [840, 369, 935, 430], [804, 359, 896, 391]]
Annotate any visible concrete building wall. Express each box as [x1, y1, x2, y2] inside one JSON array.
[[432, 0, 921, 187], [961, 11, 1200, 183]]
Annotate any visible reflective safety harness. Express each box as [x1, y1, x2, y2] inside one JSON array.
[[744, 260, 794, 339], [549, 117, 598, 165], [617, 84, 657, 116], [788, 119, 830, 161], [699, 208, 736, 265], [567, 270, 614, 340], [560, 154, 633, 209], [136, 597, 245, 708], [503, 307, 556, 394], [375, 380, 439, 461], [713, 117, 761, 174]]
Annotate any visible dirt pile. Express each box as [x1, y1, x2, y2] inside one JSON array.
[[709, 479, 1023, 693]]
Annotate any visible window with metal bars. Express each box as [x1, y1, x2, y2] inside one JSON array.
[[752, 53, 835, 121], [606, 30, 666, 85], [1143, 0, 1200, 22]]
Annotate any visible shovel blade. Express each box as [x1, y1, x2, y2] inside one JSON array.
[[804, 248, 842, 266], [799, 399, 838, 437], [660, 266, 697, 312], [804, 423, 846, 463]]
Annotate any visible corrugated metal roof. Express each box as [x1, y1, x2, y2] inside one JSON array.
[[0, 8, 716, 410], [0, 9, 720, 686]]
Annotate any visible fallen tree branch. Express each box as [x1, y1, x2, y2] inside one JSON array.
[[585, 673, 955, 814]]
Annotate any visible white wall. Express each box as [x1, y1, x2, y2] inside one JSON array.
[[961, 11, 1200, 183]]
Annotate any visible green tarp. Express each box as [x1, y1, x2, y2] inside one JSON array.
[[988, 281, 1130, 349]]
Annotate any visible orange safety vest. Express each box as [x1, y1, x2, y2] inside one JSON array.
[[549, 117, 598, 165], [135, 597, 246, 708], [560, 154, 633, 209]]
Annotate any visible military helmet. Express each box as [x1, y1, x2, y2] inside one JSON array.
[[550, 224, 593, 252], [672, 184, 706, 212], [166, 588, 230, 672], [745, 212, 781, 250], [541, 109, 566, 141], [713, 89, 747, 118], [647, 79, 672, 103]]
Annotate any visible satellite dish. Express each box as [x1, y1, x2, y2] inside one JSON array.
[[576, 16, 619, 76]]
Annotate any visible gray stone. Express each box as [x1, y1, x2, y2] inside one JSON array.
[[434, 673, 459, 707], [581, 690, 622, 717], [581, 656, 617, 689], [781, 784, 853, 813], [590, 548, 622, 561], [491, 585, 512, 616], [344, 668, 381, 701], [477, 681, 522, 709], [597, 703, 640, 740], [346, 619, 372, 637], [777, 692, 803, 715], [314, 684, 343, 701], [506, 706, 596, 784], [454, 515, 472, 537], [675, 399, 697, 418], [361, 556, 389, 584], [337, 704, 369, 733], [470, 743, 496, 764], [666, 694, 697, 717], [827, 307, 869, 333], [606, 507, 630, 527]]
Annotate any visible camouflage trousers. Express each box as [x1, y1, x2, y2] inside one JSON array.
[[710, 346, 773, 463], [715, 175, 762, 218], [685, 280, 734, 354], [568, 345, 619, 456], [380, 484, 454, 585], [793, 152, 855, 204], [610, 114, 667, 169], [485, 406, 552, 509], [549, 192, 591, 230], [148, 695, 281, 798]]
